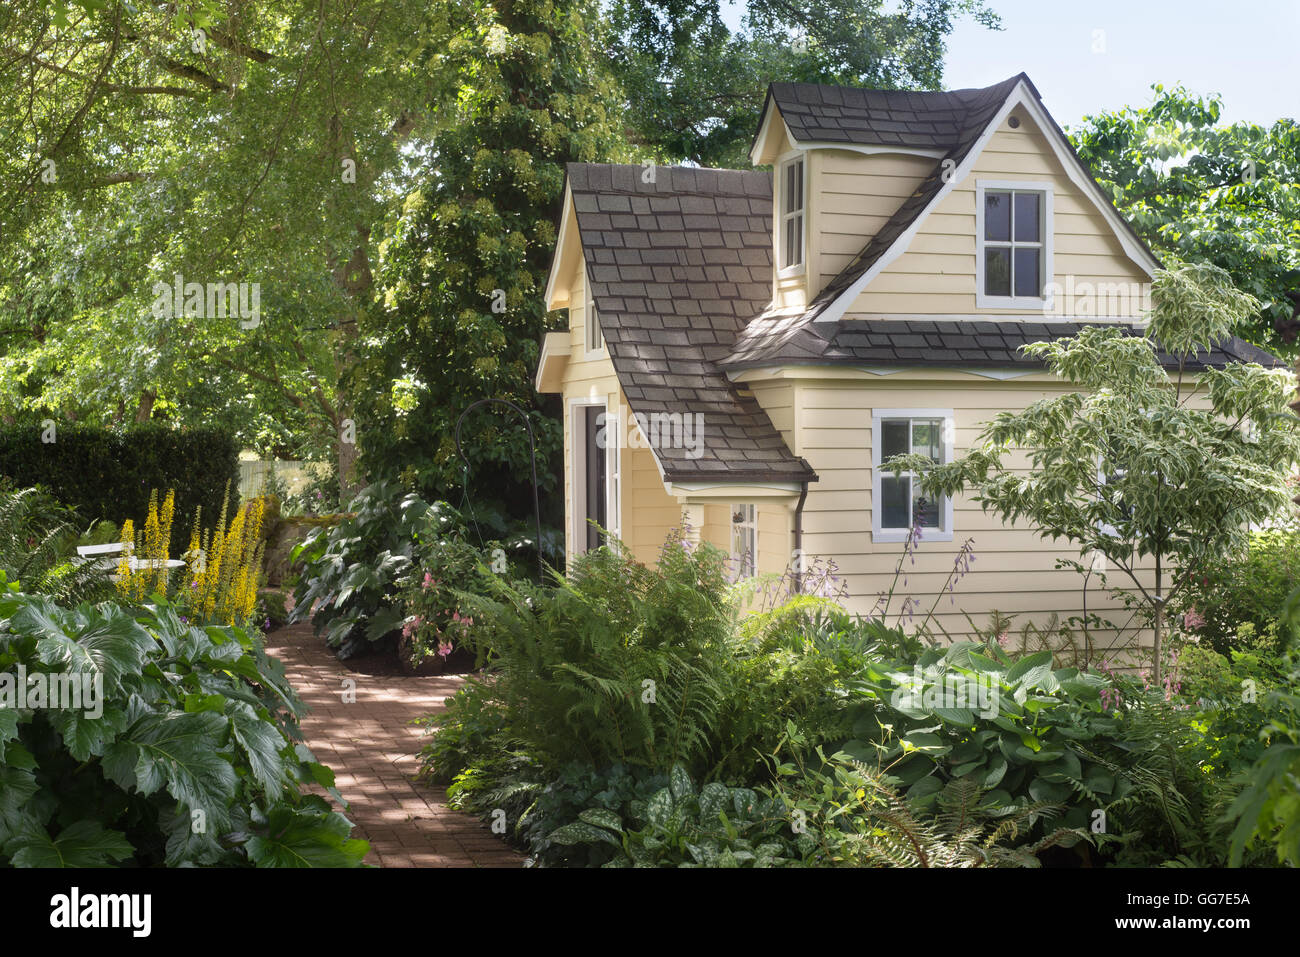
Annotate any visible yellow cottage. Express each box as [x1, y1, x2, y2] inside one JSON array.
[[536, 73, 1278, 645]]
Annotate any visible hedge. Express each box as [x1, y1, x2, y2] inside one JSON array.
[[0, 424, 240, 547]]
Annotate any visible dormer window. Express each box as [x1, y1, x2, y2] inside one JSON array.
[[976, 181, 1053, 309], [779, 156, 805, 271]]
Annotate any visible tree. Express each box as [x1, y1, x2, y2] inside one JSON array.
[[1070, 86, 1300, 355], [891, 263, 1300, 681], [605, 0, 1001, 167], [353, 0, 626, 532], [0, 0, 462, 495]]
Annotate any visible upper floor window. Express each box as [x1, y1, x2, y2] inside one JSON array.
[[780, 157, 804, 271], [872, 410, 954, 543], [731, 503, 757, 580], [584, 273, 603, 355], [976, 181, 1052, 308]]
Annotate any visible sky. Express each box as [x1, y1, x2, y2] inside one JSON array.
[[943, 0, 1300, 130]]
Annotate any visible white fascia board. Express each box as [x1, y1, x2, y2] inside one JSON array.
[[534, 331, 571, 393], [795, 142, 946, 159], [542, 184, 576, 310], [666, 481, 803, 500]]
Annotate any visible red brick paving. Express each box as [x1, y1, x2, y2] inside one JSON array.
[[264, 623, 523, 868]]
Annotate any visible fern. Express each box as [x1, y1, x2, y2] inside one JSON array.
[[0, 487, 114, 604]]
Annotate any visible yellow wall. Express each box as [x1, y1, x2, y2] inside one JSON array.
[[811, 150, 935, 303], [842, 111, 1150, 318], [770, 367, 1155, 646]]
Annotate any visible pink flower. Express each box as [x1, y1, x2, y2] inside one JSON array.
[[996, 630, 1009, 649], [1182, 607, 1206, 632], [437, 640, 453, 658], [422, 572, 435, 590]]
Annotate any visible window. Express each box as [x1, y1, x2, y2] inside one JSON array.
[[976, 181, 1052, 308], [872, 410, 954, 543], [779, 157, 804, 271], [584, 272, 603, 355], [731, 504, 757, 581], [571, 400, 619, 555]]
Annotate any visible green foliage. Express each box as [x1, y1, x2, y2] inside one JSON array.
[[1224, 663, 1300, 866], [714, 597, 913, 781], [0, 424, 238, 544], [453, 533, 737, 779], [899, 263, 1300, 678], [1071, 85, 1300, 353], [606, 0, 1001, 167], [547, 764, 809, 867], [355, 0, 626, 510], [289, 480, 442, 658], [0, 487, 114, 605], [0, 0, 466, 482], [400, 530, 504, 666], [547, 752, 1085, 868], [257, 590, 291, 631], [1177, 529, 1300, 653], [838, 643, 1132, 837], [0, 579, 366, 867]]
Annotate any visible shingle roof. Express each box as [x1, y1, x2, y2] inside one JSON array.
[[760, 76, 1022, 152], [565, 163, 816, 484], [722, 318, 1285, 372], [549, 77, 1284, 486]]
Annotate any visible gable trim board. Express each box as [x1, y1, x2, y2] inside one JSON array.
[[802, 78, 1161, 327]]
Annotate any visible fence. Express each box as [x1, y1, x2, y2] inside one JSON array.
[[237, 459, 329, 500]]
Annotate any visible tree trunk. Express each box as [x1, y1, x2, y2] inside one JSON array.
[[136, 390, 156, 423], [337, 409, 360, 505]]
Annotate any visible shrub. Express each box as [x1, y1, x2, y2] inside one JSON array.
[[1177, 529, 1300, 654], [835, 642, 1132, 836], [0, 580, 366, 867], [454, 532, 737, 780], [257, 589, 291, 630], [0, 487, 114, 606], [289, 480, 438, 657], [1224, 660, 1300, 866], [0, 424, 238, 547], [399, 516, 502, 668]]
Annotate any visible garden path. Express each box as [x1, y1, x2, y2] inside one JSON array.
[[264, 623, 523, 868]]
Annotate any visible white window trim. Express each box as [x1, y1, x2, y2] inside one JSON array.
[[730, 503, 758, 582], [581, 270, 604, 361], [776, 151, 806, 278], [975, 179, 1054, 312], [872, 408, 955, 543], [567, 397, 621, 556]]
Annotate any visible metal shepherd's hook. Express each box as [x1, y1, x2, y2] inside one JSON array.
[[453, 398, 545, 581]]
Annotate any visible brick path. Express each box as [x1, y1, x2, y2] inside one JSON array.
[[264, 623, 523, 868]]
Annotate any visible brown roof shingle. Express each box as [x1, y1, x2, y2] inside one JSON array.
[[566, 163, 817, 484]]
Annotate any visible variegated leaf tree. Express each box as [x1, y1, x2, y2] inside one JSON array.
[[888, 263, 1300, 680]]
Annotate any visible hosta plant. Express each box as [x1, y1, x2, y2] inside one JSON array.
[[290, 480, 440, 658], [840, 641, 1134, 835], [0, 576, 367, 867]]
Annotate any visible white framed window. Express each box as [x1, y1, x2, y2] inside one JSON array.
[[975, 180, 1053, 310], [583, 272, 603, 358], [872, 409, 954, 543], [778, 156, 805, 273], [730, 503, 757, 581]]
